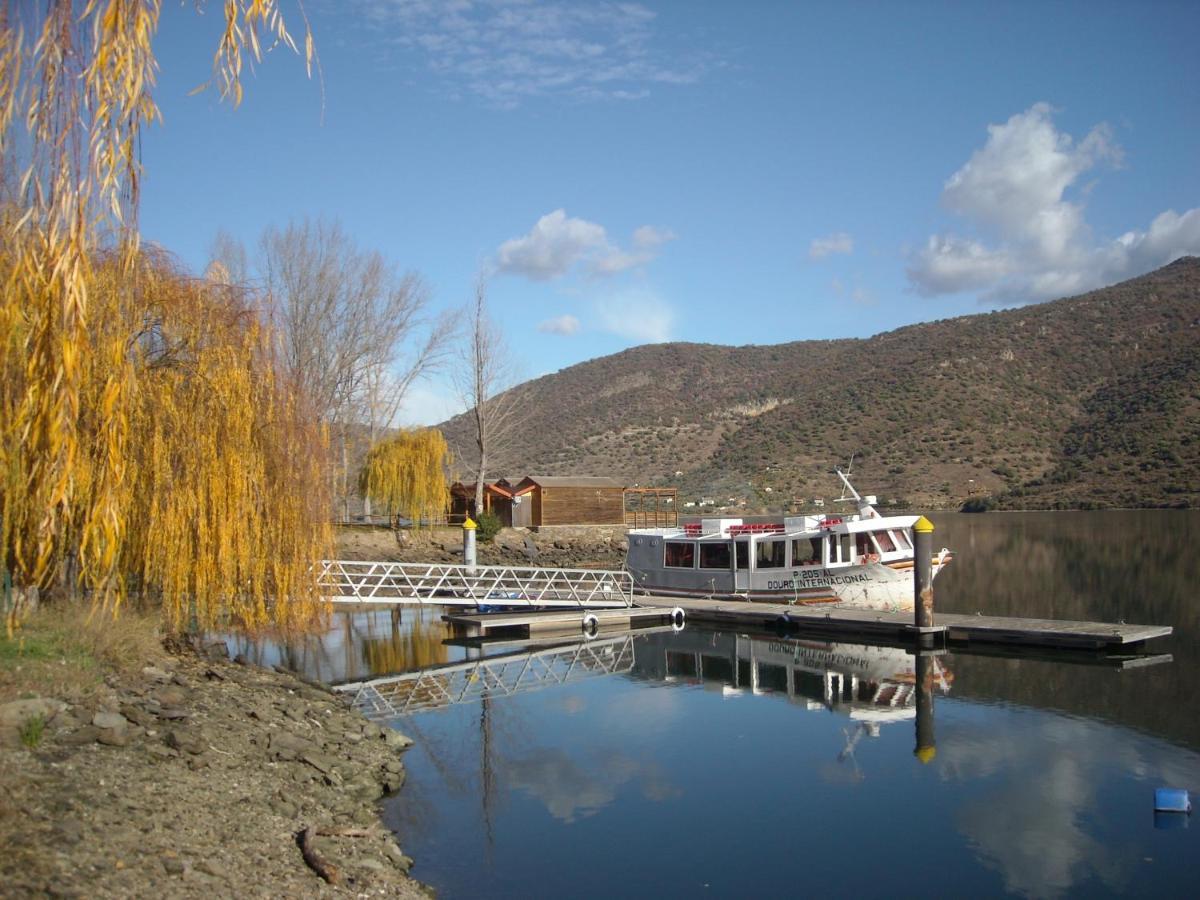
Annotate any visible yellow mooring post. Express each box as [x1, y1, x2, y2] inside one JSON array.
[[912, 515, 937, 763], [463, 517, 478, 574], [914, 651, 937, 765], [913, 516, 935, 632]]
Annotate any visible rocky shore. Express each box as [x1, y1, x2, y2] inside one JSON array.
[[0, 642, 427, 898]]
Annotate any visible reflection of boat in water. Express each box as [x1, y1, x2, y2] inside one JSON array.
[[634, 629, 952, 723], [625, 470, 952, 611]]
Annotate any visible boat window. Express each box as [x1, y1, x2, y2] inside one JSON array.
[[664, 541, 696, 568], [699, 542, 732, 569], [891, 529, 912, 550], [756, 663, 788, 693], [828, 534, 852, 564], [756, 540, 786, 569], [873, 530, 896, 553], [856, 533, 872, 559], [791, 538, 822, 567], [666, 651, 697, 677], [735, 540, 750, 570]]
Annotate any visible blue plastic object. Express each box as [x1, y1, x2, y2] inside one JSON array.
[[1154, 811, 1189, 830], [1154, 788, 1191, 813]]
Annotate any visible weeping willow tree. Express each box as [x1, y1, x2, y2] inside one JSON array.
[[0, 2, 324, 634], [358, 430, 452, 529]]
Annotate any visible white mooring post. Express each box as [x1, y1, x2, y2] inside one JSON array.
[[463, 517, 478, 574]]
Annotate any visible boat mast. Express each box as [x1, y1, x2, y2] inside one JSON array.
[[835, 467, 878, 518]]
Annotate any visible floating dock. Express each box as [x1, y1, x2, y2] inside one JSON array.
[[444, 605, 672, 638], [321, 558, 1172, 651], [443, 597, 1172, 650], [634, 597, 1171, 650]]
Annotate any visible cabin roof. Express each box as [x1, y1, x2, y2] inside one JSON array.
[[449, 481, 516, 499], [514, 475, 625, 490]]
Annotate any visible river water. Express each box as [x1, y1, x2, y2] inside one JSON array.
[[237, 511, 1200, 898]]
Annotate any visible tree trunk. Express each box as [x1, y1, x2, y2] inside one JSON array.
[[474, 448, 487, 520]]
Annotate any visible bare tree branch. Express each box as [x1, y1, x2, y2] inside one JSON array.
[[212, 217, 455, 517], [453, 275, 524, 517]]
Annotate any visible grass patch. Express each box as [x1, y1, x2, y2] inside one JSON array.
[[19, 713, 46, 749], [0, 604, 164, 703]]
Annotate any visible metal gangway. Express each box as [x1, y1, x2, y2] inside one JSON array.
[[332, 635, 636, 718], [319, 560, 634, 608]]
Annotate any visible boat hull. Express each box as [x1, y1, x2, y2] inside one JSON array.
[[630, 558, 951, 613]]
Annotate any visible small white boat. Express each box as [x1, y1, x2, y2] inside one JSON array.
[[625, 470, 952, 612]]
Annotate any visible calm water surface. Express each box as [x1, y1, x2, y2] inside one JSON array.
[[239, 512, 1200, 898]]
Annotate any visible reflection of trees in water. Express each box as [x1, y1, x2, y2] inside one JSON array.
[[935, 510, 1199, 627], [222, 606, 454, 683], [933, 511, 1200, 748], [382, 650, 536, 852], [361, 607, 450, 677]]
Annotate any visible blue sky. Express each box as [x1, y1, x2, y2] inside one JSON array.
[[142, 1, 1200, 424]]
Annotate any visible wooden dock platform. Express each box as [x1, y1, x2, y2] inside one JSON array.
[[634, 597, 1172, 650], [437, 596, 1171, 650], [444, 606, 674, 638]]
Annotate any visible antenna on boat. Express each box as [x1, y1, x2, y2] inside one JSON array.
[[834, 454, 861, 504], [834, 455, 879, 518]]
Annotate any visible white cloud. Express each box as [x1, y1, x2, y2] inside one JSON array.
[[537, 314, 581, 335], [495, 210, 675, 281], [809, 232, 854, 260], [908, 103, 1200, 302], [589, 224, 677, 276], [496, 210, 608, 281], [349, 0, 713, 107], [594, 288, 675, 343], [910, 235, 1014, 295]]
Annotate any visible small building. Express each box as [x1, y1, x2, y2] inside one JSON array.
[[448, 480, 516, 526], [511, 476, 625, 527]]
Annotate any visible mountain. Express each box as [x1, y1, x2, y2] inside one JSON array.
[[440, 258, 1200, 510]]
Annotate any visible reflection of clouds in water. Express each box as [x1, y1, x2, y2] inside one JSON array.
[[557, 695, 587, 715], [957, 754, 1126, 898], [506, 748, 679, 823], [596, 684, 684, 737], [940, 713, 1200, 898]]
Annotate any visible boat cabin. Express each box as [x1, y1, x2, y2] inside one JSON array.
[[626, 513, 919, 595]]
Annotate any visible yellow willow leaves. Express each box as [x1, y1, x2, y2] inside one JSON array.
[[0, 2, 315, 635], [362, 616, 448, 677], [108, 252, 332, 632], [358, 430, 452, 529]]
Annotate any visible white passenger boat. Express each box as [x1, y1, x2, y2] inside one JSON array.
[[625, 471, 951, 612]]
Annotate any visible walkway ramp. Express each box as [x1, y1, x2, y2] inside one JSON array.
[[320, 560, 633, 608]]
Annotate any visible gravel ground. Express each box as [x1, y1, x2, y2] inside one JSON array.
[[0, 646, 429, 899]]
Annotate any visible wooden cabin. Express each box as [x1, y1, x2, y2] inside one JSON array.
[[510, 476, 625, 527], [448, 480, 516, 526]]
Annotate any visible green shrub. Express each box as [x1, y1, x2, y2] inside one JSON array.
[[961, 495, 996, 513], [475, 510, 503, 543], [20, 714, 46, 749]]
